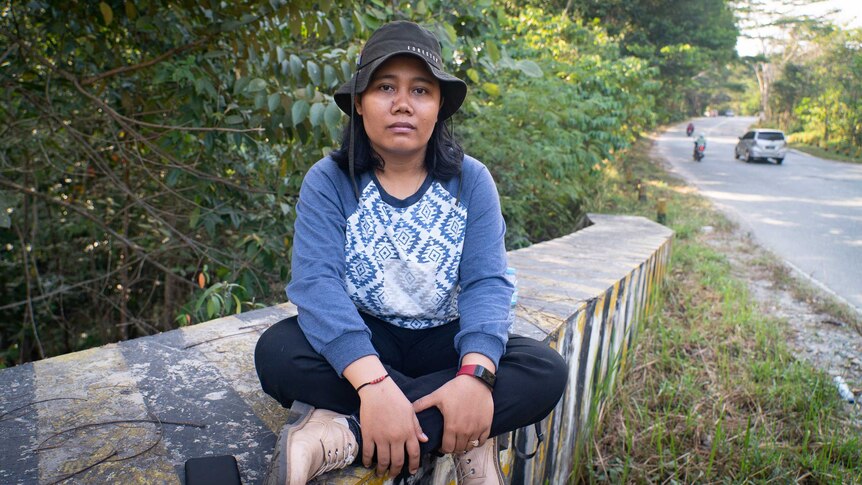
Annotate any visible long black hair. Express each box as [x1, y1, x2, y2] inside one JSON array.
[[330, 112, 464, 181]]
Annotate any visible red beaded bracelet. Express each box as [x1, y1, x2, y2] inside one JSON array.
[[356, 374, 389, 392]]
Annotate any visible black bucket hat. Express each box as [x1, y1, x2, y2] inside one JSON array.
[[336, 21, 467, 200], [334, 21, 467, 121]]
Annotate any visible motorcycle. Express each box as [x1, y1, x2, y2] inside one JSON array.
[[686, 124, 694, 137], [693, 144, 705, 162]]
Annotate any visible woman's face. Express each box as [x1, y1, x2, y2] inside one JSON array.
[[356, 55, 442, 164]]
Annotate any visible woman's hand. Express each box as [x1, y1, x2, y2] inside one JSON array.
[[358, 377, 428, 477], [412, 375, 494, 453]]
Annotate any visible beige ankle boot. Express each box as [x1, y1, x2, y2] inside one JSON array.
[[265, 402, 358, 485], [454, 437, 504, 485]]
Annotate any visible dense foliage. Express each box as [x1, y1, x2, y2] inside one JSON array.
[[730, 0, 862, 155], [768, 26, 862, 154], [1, 0, 726, 365], [459, 9, 657, 247], [1, 0, 359, 364], [573, 0, 740, 119]]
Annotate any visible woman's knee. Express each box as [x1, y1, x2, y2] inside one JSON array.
[[254, 317, 306, 394], [255, 317, 358, 409], [506, 337, 569, 402], [544, 346, 569, 399], [255, 318, 298, 367]]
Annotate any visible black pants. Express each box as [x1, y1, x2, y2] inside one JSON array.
[[254, 313, 568, 456]]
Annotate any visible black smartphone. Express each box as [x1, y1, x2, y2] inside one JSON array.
[[184, 454, 242, 485]]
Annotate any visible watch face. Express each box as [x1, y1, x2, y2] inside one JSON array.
[[457, 364, 496, 390], [482, 370, 496, 387], [475, 366, 496, 388]]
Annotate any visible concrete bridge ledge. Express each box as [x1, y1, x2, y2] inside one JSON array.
[[0, 213, 672, 484]]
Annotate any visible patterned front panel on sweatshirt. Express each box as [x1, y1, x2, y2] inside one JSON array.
[[344, 181, 467, 329]]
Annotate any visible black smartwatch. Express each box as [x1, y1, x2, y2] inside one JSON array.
[[456, 364, 496, 390]]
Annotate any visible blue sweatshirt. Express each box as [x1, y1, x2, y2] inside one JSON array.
[[286, 154, 513, 376]]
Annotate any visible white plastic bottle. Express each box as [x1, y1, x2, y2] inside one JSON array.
[[505, 267, 518, 331], [833, 375, 856, 404]]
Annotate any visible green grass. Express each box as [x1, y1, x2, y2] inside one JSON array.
[[792, 143, 862, 164], [580, 137, 862, 483]]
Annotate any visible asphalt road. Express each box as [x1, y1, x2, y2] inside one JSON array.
[[654, 116, 862, 314]]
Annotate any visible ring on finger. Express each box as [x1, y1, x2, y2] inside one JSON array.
[[469, 439, 479, 448]]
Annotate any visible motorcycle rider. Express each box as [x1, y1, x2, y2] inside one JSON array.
[[686, 122, 694, 136], [693, 133, 706, 160]]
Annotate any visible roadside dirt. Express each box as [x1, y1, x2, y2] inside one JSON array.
[[700, 224, 862, 417]]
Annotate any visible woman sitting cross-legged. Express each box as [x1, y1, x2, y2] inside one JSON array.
[[255, 20, 568, 485]]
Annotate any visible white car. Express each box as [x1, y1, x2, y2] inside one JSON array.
[[734, 129, 787, 164]]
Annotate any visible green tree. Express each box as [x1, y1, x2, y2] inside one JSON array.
[[0, 0, 373, 364], [570, 0, 739, 119], [458, 7, 658, 247], [734, 0, 837, 119], [763, 22, 862, 153], [771, 62, 816, 130]]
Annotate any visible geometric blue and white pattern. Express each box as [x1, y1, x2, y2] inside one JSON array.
[[344, 180, 467, 329]]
